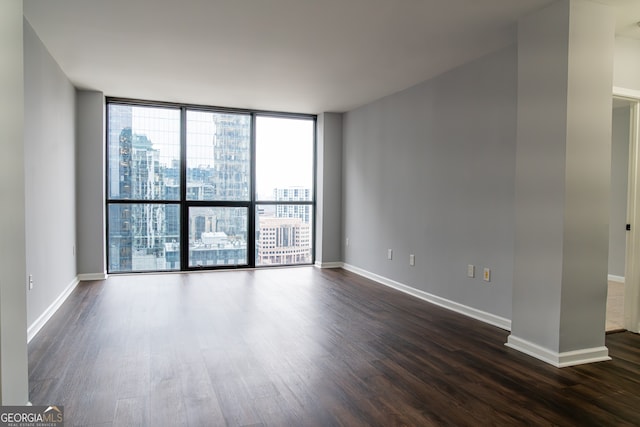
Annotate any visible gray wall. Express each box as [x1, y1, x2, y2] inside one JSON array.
[[316, 113, 343, 265], [0, 0, 28, 404], [558, 0, 613, 352], [342, 45, 517, 320], [23, 20, 78, 328], [609, 106, 630, 277], [512, 0, 568, 351], [76, 91, 106, 278]]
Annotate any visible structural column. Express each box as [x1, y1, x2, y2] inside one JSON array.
[[315, 113, 343, 267], [508, 0, 616, 367], [0, 0, 29, 403], [76, 90, 107, 280]]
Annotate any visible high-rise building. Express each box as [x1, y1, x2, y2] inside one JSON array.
[[256, 217, 311, 265], [211, 114, 251, 201], [108, 108, 172, 271], [108, 104, 132, 199], [255, 186, 313, 265], [273, 187, 312, 223], [273, 187, 311, 201]]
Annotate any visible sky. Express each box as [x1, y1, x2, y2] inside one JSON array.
[[255, 116, 314, 199]]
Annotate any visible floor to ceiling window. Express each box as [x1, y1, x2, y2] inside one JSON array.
[[185, 110, 251, 268], [255, 116, 314, 266], [106, 99, 315, 273], [107, 105, 181, 272]]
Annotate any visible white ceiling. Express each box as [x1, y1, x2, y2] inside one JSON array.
[[23, 0, 640, 114]]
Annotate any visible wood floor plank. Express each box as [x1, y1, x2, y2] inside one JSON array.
[[113, 397, 147, 427], [28, 267, 640, 426]]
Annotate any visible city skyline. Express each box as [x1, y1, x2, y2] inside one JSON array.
[[107, 104, 314, 272]]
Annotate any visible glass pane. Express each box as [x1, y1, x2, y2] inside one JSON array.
[[108, 203, 181, 272], [108, 105, 181, 200], [256, 204, 312, 266], [187, 111, 251, 201], [255, 116, 314, 201], [189, 207, 248, 267]]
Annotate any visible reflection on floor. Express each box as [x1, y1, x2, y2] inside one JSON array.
[[606, 280, 625, 331]]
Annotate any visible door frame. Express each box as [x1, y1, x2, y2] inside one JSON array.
[[615, 87, 640, 333]]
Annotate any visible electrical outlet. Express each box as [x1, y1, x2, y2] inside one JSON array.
[[467, 265, 475, 278], [409, 254, 415, 266], [387, 249, 393, 260], [483, 268, 491, 282]]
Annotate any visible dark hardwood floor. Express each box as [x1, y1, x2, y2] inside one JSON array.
[[28, 267, 640, 426]]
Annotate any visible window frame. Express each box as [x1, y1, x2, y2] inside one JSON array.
[[105, 97, 316, 273]]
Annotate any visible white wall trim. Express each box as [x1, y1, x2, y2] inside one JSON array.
[[314, 261, 344, 269], [608, 274, 625, 283], [27, 276, 80, 343], [342, 263, 511, 331], [506, 335, 611, 367], [77, 272, 108, 281], [614, 86, 640, 99]]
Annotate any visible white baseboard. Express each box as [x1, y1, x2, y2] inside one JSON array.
[[505, 335, 611, 367], [314, 261, 344, 269], [77, 272, 108, 281], [608, 274, 624, 284], [27, 276, 80, 343], [342, 263, 511, 331]]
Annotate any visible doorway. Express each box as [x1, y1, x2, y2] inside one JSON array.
[[607, 96, 632, 331], [609, 90, 640, 333]]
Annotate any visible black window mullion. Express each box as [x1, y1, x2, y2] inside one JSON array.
[[248, 113, 257, 267], [311, 116, 317, 265], [180, 107, 188, 270]]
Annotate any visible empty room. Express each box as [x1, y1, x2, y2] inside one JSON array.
[[2, 0, 640, 425]]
